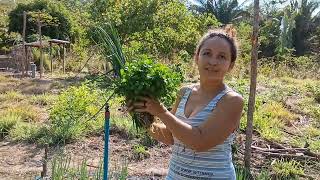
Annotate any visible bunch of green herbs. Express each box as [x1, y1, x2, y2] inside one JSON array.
[[93, 24, 182, 129], [115, 57, 183, 129]]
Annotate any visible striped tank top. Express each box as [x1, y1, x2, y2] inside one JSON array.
[[166, 84, 237, 180]]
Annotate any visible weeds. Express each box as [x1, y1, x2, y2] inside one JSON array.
[[132, 144, 150, 160], [0, 114, 20, 138], [29, 93, 56, 106], [241, 101, 289, 142], [235, 165, 252, 180], [271, 159, 304, 179], [8, 122, 41, 142], [0, 90, 25, 102], [49, 153, 128, 180], [3, 104, 41, 122]]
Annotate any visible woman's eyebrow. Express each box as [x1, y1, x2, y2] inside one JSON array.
[[218, 52, 227, 55], [201, 48, 211, 52]]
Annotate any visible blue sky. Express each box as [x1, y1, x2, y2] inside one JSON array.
[[189, 0, 319, 17]]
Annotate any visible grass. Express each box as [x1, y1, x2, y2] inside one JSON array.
[[309, 141, 320, 153], [0, 114, 21, 138], [0, 91, 24, 103], [241, 100, 295, 142], [48, 153, 128, 180], [51, 155, 103, 179], [305, 126, 320, 138], [295, 97, 320, 120], [235, 165, 252, 180], [29, 93, 57, 106], [271, 159, 304, 179], [2, 103, 42, 122], [8, 122, 42, 142], [261, 101, 297, 125], [0, 74, 19, 83], [132, 144, 150, 160]]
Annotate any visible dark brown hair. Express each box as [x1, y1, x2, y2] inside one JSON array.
[[194, 25, 239, 63]]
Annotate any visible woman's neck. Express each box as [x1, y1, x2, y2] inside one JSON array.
[[198, 79, 225, 96]]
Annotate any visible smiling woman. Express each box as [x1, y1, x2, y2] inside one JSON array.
[[129, 25, 244, 179]]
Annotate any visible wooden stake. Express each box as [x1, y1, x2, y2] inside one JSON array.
[[244, 0, 260, 171], [50, 42, 52, 74], [22, 11, 26, 77], [41, 144, 48, 177], [63, 44, 65, 74], [38, 13, 43, 79]]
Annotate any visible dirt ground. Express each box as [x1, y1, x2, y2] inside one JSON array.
[[0, 134, 171, 180]]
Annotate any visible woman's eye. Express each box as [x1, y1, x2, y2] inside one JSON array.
[[203, 52, 210, 56], [218, 55, 226, 59]]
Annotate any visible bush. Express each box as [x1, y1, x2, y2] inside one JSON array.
[[46, 83, 106, 144]]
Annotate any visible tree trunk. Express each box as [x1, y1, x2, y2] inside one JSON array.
[[244, 0, 260, 171]]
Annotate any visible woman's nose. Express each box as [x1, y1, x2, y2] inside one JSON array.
[[208, 58, 218, 65]]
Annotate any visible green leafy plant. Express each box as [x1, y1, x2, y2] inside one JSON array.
[[115, 56, 183, 129], [93, 23, 182, 130], [45, 84, 105, 144]]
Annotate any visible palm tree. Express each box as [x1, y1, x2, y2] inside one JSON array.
[[190, 0, 250, 24], [292, 0, 320, 55]]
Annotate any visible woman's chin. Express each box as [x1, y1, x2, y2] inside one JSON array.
[[202, 77, 223, 83]]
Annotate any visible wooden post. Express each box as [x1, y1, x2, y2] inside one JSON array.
[[38, 13, 43, 79], [49, 42, 52, 74], [41, 144, 48, 178], [63, 44, 65, 74], [22, 11, 27, 77], [244, 0, 260, 171]]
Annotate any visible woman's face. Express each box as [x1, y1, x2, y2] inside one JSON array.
[[195, 37, 234, 82]]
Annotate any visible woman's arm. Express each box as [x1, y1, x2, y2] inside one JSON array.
[[156, 92, 244, 152], [147, 86, 189, 145]]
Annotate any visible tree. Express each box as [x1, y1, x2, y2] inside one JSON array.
[[292, 0, 319, 55], [8, 0, 74, 42], [190, 0, 250, 25], [89, 0, 220, 60], [0, 0, 34, 52], [278, 2, 298, 55]]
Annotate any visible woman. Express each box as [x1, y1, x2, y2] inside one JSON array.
[[129, 26, 244, 179]]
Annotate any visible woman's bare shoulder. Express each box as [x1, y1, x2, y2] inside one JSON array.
[[222, 91, 244, 108], [178, 83, 197, 96]]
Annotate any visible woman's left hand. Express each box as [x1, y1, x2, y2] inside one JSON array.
[[128, 97, 168, 116]]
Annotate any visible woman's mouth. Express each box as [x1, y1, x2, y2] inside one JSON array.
[[205, 68, 219, 73]]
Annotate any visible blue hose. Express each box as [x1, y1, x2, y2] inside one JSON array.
[[103, 103, 110, 180]]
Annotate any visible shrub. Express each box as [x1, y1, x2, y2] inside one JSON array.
[[46, 84, 106, 144]]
